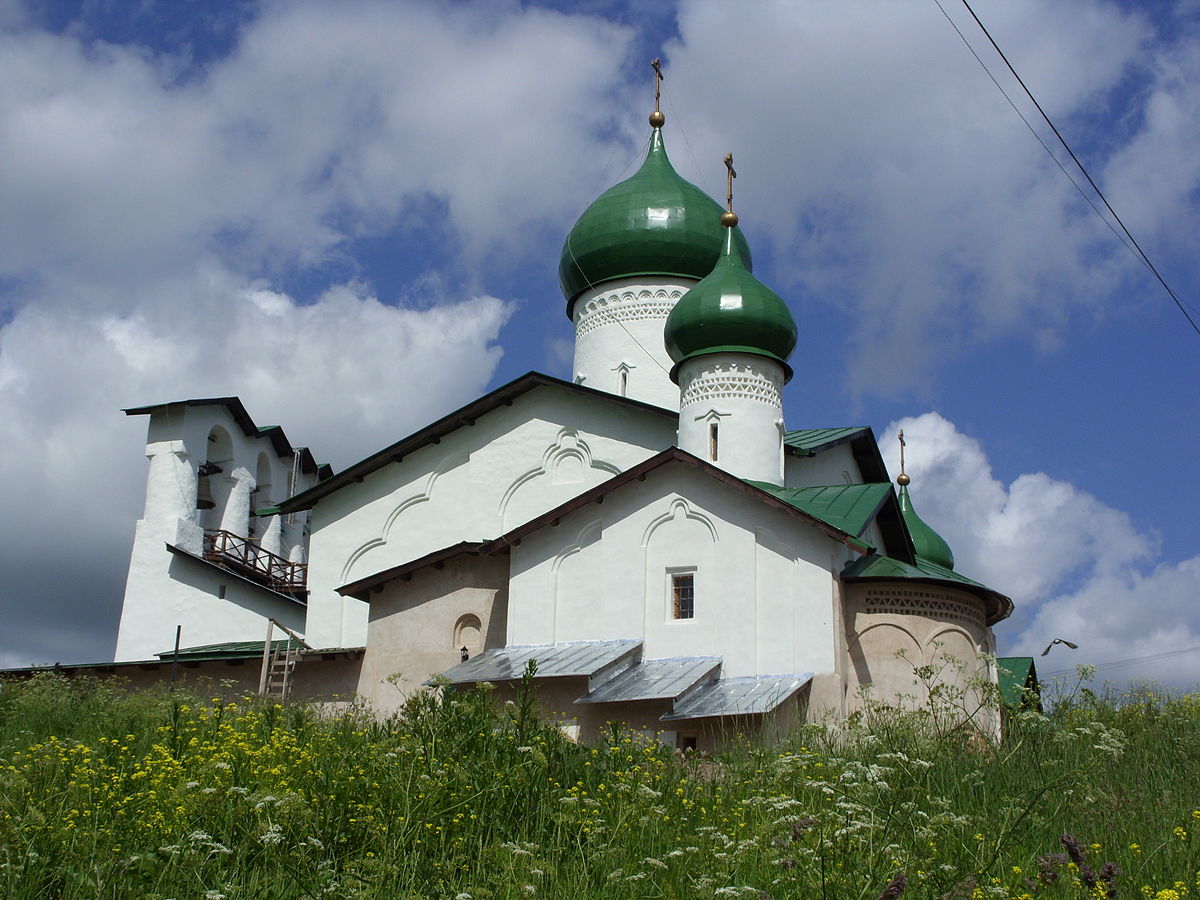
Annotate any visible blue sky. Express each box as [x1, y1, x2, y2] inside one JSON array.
[[1, 0, 1198, 688]]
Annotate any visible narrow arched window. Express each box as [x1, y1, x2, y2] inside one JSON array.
[[709, 422, 719, 462]]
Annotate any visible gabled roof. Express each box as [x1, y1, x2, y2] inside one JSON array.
[[784, 427, 889, 482], [278, 372, 678, 514], [997, 657, 1040, 709], [484, 447, 874, 557], [841, 552, 1013, 625], [341, 447, 877, 599], [746, 481, 914, 561], [124, 397, 329, 478]]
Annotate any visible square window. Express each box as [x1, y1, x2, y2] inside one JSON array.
[[671, 572, 695, 620]]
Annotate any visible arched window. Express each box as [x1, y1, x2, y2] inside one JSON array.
[[198, 426, 234, 531], [453, 613, 484, 657], [250, 452, 273, 537]]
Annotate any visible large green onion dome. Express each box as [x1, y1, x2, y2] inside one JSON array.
[[559, 127, 752, 315], [897, 477, 956, 570], [664, 226, 798, 383]]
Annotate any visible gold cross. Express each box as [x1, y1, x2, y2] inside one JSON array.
[[724, 153, 737, 212], [651, 58, 664, 113]]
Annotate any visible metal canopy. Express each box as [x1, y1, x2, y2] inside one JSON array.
[[576, 657, 721, 704], [660, 673, 812, 721], [430, 640, 641, 685]]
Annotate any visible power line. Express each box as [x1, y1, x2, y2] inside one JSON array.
[[929, 0, 1140, 262], [935, 0, 1200, 336], [1041, 643, 1200, 679]]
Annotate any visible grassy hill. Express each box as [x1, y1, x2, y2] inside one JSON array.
[[1, 670, 1197, 899]]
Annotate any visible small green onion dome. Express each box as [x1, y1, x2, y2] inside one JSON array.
[[559, 128, 752, 316], [664, 227, 798, 383], [898, 482, 956, 570]]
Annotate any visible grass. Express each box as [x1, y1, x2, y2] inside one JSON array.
[[0, 669, 1197, 900]]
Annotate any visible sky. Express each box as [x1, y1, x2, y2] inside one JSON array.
[[1, 0, 1198, 692]]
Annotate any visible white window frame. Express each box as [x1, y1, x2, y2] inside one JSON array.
[[667, 567, 697, 621]]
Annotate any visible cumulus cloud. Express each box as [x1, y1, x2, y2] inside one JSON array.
[[883, 413, 1200, 687], [0, 272, 510, 666], [0, 0, 633, 665], [657, 0, 1199, 392]]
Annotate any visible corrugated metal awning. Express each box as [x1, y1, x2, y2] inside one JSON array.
[[575, 657, 721, 704], [660, 673, 812, 721], [429, 640, 641, 685]]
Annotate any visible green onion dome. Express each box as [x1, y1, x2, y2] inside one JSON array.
[[664, 227, 798, 383], [897, 480, 956, 570], [559, 128, 752, 316]]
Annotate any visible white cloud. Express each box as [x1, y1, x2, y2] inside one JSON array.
[[0, 0, 631, 664], [0, 261, 510, 663], [657, 0, 1199, 392], [883, 412, 1200, 687]]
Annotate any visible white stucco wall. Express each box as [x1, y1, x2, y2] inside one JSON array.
[[784, 444, 864, 488], [116, 403, 317, 661], [677, 353, 787, 486], [303, 385, 678, 649], [505, 463, 858, 678], [571, 276, 696, 410], [842, 581, 997, 735]]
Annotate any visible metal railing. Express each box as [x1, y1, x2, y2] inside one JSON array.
[[203, 529, 307, 594]]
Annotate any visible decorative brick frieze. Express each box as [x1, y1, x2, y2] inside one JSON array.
[[862, 587, 984, 629], [680, 360, 784, 409], [574, 289, 683, 337]]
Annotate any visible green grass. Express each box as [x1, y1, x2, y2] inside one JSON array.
[[0, 670, 1197, 900]]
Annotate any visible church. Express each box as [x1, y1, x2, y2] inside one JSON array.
[[107, 95, 1014, 749]]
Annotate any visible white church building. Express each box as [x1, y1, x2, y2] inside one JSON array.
[[107, 104, 1014, 748]]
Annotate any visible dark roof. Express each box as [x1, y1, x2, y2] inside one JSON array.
[[841, 552, 1013, 625], [278, 372, 679, 514], [784, 427, 889, 482], [124, 397, 327, 477], [337, 541, 490, 600]]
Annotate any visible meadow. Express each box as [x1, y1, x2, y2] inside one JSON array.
[[0, 667, 1197, 900]]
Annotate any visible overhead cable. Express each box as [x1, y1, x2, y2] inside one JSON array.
[[933, 0, 1200, 336]]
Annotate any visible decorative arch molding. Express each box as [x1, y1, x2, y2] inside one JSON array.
[[498, 429, 620, 527], [551, 519, 603, 577], [924, 626, 983, 668], [849, 620, 923, 656], [641, 498, 719, 548], [574, 287, 685, 337], [340, 451, 470, 583], [753, 525, 797, 561]]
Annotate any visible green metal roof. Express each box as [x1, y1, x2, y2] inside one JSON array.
[[841, 552, 1013, 625], [784, 427, 871, 454], [747, 481, 891, 544], [997, 657, 1040, 709], [665, 228, 797, 380], [154, 639, 300, 662], [559, 128, 752, 311], [898, 483, 955, 569]]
